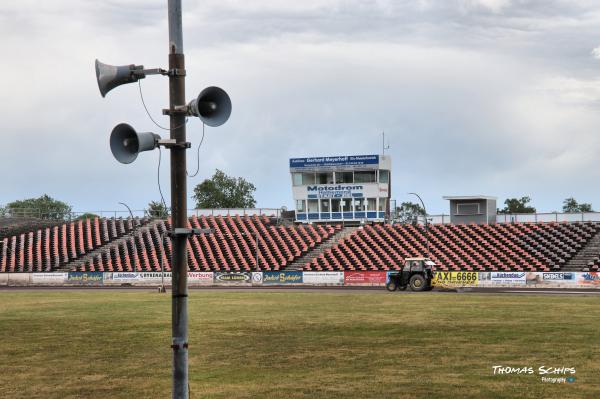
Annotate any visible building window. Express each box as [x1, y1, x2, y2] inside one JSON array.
[[317, 172, 334, 184], [378, 170, 390, 183], [354, 198, 365, 211], [456, 203, 480, 215], [331, 199, 341, 212], [378, 198, 388, 212], [320, 199, 330, 213], [354, 171, 376, 183], [342, 198, 353, 212], [367, 198, 377, 211], [292, 173, 302, 186], [296, 199, 306, 212], [335, 171, 353, 184], [302, 173, 316, 185], [308, 199, 319, 213]]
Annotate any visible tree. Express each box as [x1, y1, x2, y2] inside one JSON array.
[[192, 169, 256, 209], [147, 200, 169, 218], [498, 197, 535, 214], [76, 213, 99, 220], [562, 197, 593, 213], [6, 194, 72, 219], [0, 205, 6, 217], [396, 201, 426, 224]]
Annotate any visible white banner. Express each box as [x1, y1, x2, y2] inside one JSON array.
[[303, 271, 344, 285], [490, 272, 526, 285], [188, 272, 213, 286], [252, 272, 263, 285], [31, 273, 68, 285]]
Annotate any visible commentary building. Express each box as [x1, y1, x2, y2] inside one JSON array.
[[290, 154, 391, 224]]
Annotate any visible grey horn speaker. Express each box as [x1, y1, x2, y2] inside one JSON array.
[[188, 86, 232, 127], [110, 123, 160, 164], [95, 59, 143, 97]]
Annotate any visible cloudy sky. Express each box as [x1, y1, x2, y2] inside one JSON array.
[[1, 0, 600, 215]]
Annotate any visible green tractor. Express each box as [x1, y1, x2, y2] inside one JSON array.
[[386, 257, 436, 292]]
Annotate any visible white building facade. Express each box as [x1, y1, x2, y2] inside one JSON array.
[[290, 154, 392, 223]]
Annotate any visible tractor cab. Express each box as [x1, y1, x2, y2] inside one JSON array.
[[386, 258, 436, 292]]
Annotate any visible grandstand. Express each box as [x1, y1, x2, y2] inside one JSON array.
[[1, 214, 599, 273]]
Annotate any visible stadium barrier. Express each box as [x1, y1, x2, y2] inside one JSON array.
[[2, 271, 600, 288]]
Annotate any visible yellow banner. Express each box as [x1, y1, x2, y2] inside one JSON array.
[[432, 272, 478, 287]]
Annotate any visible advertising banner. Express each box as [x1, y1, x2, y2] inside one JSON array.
[[31, 273, 68, 285], [303, 271, 344, 285], [290, 155, 379, 170], [251, 272, 263, 285], [432, 271, 478, 287], [525, 272, 578, 286], [577, 272, 600, 286], [490, 272, 526, 285], [67, 272, 103, 285], [343, 271, 387, 286], [7, 273, 30, 286], [188, 272, 213, 286], [0, 273, 7, 286], [213, 272, 252, 285], [263, 271, 303, 285]]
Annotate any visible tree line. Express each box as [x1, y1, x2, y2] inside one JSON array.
[[1, 169, 257, 220]]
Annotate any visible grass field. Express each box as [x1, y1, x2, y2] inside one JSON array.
[[0, 289, 598, 399]]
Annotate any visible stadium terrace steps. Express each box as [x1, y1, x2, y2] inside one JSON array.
[[285, 226, 359, 271], [304, 222, 600, 272], [0, 217, 147, 272], [563, 227, 600, 271], [3, 219, 600, 273], [68, 219, 160, 272]]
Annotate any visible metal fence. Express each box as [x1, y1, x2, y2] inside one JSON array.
[[2, 208, 283, 220], [414, 212, 600, 225]]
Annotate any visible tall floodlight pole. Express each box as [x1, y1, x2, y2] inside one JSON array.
[[408, 192, 430, 259], [167, 2, 190, 398]]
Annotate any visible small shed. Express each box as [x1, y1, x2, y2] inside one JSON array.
[[443, 196, 497, 225]]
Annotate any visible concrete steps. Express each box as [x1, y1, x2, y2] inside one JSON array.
[[563, 228, 600, 271], [285, 226, 359, 271]]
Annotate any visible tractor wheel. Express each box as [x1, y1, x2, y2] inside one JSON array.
[[409, 274, 427, 292], [386, 281, 398, 292]]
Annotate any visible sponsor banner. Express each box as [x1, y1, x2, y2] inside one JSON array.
[[344, 271, 387, 286], [263, 271, 303, 285], [188, 272, 213, 286], [432, 272, 478, 287], [525, 272, 578, 286], [67, 272, 103, 285], [252, 272, 263, 285], [213, 272, 252, 285], [303, 271, 344, 285], [0, 273, 7, 286], [290, 154, 379, 170], [7, 273, 30, 286], [577, 272, 600, 286], [31, 273, 68, 285], [490, 272, 526, 285]]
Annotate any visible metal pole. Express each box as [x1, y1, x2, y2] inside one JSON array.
[[408, 193, 429, 259], [167, 1, 189, 398], [255, 232, 259, 271], [118, 203, 138, 273]]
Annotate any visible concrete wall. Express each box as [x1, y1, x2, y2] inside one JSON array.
[[449, 199, 488, 224]]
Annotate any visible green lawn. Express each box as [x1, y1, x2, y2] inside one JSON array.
[[0, 290, 598, 398]]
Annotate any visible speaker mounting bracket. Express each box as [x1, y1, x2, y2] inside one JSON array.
[[168, 68, 186, 77], [158, 139, 191, 149], [162, 105, 189, 116], [167, 228, 213, 237]]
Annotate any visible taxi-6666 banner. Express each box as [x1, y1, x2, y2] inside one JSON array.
[[431, 271, 478, 287]]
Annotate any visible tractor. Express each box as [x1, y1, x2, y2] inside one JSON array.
[[386, 257, 436, 292]]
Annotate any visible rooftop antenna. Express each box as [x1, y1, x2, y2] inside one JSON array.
[[382, 131, 390, 154]]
